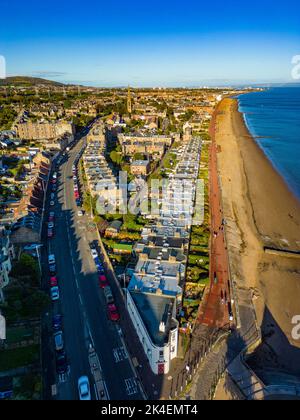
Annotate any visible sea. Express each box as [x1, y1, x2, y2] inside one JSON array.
[[237, 87, 300, 201]]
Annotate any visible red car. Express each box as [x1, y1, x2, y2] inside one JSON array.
[[51, 179, 57, 184], [49, 276, 58, 287], [47, 229, 54, 238], [98, 275, 108, 288], [107, 304, 120, 322], [74, 192, 80, 199]]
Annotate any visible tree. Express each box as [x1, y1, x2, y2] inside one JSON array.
[[11, 254, 40, 286], [110, 150, 123, 166]]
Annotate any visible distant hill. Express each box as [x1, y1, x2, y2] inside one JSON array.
[[0, 76, 66, 87]]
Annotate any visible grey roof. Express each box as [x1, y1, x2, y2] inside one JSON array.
[[130, 291, 177, 346]]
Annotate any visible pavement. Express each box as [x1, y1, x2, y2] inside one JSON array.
[[41, 136, 144, 401], [197, 138, 231, 329]]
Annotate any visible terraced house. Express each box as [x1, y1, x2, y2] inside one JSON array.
[[126, 137, 202, 374]]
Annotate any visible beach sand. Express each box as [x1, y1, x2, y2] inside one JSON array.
[[214, 98, 300, 378]]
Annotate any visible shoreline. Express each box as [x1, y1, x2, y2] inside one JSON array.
[[236, 97, 300, 203], [214, 96, 300, 378]]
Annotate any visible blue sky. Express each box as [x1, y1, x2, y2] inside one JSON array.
[[1, 0, 300, 86]]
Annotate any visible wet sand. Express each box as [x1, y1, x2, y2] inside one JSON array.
[[215, 98, 300, 377]]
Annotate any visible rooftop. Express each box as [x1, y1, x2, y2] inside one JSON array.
[[130, 291, 177, 346]]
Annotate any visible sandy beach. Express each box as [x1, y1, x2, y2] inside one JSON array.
[[215, 98, 300, 379]]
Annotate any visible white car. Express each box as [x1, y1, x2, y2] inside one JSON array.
[[91, 249, 98, 259], [78, 376, 91, 400], [51, 286, 60, 301], [48, 222, 54, 229], [77, 210, 83, 217], [50, 200, 55, 206]]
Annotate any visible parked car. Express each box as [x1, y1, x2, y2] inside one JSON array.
[[54, 331, 64, 352], [56, 351, 68, 374], [98, 275, 108, 288], [52, 314, 63, 331], [49, 263, 56, 273], [51, 286, 60, 301], [107, 303, 120, 322], [78, 376, 91, 401], [48, 254, 55, 265], [49, 276, 58, 287], [47, 229, 54, 238], [50, 193, 55, 200], [98, 266, 105, 274], [48, 222, 54, 229], [50, 200, 55, 206], [91, 249, 98, 259], [103, 286, 114, 304], [49, 211, 55, 221]]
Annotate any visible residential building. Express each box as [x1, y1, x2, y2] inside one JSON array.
[[0, 228, 15, 301], [127, 136, 202, 375], [131, 160, 150, 176], [15, 120, 74, 141]]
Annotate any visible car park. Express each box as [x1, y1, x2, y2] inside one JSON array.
[[51, 286, 60, 301], [78, 376, 91, 401], [107, 304, 120, 321], [54, 331, 64, 352]]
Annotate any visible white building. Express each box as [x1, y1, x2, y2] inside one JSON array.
[[0, 229, 15, 301], [126, 288, 178, 375]]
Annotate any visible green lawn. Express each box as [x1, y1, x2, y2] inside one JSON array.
[[6, 327, 34, 345], [0, 345, 39, 371]]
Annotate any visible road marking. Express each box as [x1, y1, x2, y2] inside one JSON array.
[[113, 347, 128, 363], [124, 378, 138, 396]]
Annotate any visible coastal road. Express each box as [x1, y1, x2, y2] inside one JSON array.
[[44, 137, 144, 400]]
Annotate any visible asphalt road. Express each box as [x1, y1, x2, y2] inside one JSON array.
[[43, 136, 144, 400]]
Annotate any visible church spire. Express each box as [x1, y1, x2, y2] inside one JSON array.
[[127, 85, 132, 114]]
